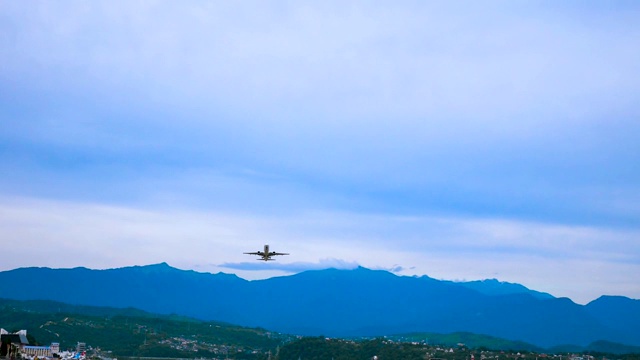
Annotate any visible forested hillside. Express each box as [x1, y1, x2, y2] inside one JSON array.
[[2, 298, 639, 359], [0, 298, 288, 358]]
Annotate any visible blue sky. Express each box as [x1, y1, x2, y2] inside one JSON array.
[[1, 1, 639, 304]]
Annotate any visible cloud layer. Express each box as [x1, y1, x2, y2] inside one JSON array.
[[1, 1, 639, 305], [1, 197, 638, 304]]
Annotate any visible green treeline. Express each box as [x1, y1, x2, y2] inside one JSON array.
[[1, 299, 639, 360], [276, 337, 640, 360], [0, 299, 287, 358], [276, 337, 430, 360]]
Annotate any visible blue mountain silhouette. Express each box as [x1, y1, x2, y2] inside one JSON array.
[[1, 263, 637, 348]]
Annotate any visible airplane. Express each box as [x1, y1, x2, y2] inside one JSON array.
[[244, 244, 289, 261]]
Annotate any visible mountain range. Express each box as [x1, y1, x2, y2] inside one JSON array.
[[0, 263, 637, 349]]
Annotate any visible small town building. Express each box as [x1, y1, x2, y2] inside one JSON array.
[[1, 329, 29, 358], [22, 345, 53, 358]]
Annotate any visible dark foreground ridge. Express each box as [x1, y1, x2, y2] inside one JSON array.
[[1, 298, 640, 358], [0, 264, 638, 349]]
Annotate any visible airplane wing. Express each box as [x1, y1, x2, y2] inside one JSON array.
[[269, 252, 289, 256], [244, 252, 264, 256]]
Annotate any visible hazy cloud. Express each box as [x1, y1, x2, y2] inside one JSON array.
[[0, 2, 639, 305], [219, 258, 359, 273], [1, 196, 638, 303]]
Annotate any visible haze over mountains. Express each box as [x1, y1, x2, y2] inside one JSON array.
[[1, 264, 638, 349]]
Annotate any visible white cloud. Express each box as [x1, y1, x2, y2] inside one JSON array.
[[219, 258, 359, 273], [1, 1, 639, 306], [1, 196, 638, 304], [4, 2, 639, 124]]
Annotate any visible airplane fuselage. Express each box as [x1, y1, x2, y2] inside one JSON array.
[[244, 244, 289, 261]]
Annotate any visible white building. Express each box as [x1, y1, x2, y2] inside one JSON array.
[[23, 345, 53, 358]]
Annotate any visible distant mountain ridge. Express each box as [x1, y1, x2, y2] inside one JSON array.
[[452, 278, 554, 299], [0, 263, 638, 349]]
